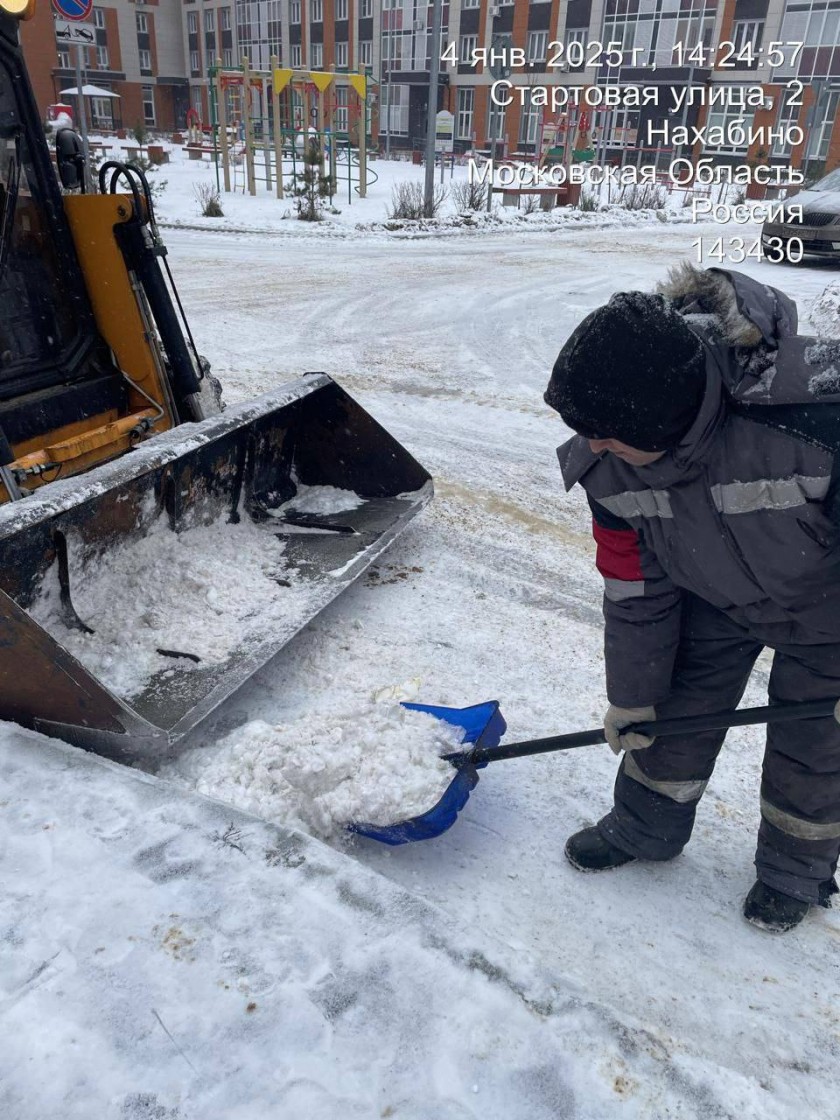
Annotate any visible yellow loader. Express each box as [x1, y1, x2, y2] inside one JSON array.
[[0, 1, 431, 758]]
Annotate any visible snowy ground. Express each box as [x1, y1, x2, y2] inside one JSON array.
[[94, 134, 713, 236], [3, 197, 840, 1118], [161, 220, 840, 1115]]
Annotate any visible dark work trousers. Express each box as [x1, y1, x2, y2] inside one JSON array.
[[598, 594, 840, 904]]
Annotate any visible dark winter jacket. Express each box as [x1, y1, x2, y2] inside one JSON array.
[[554, 265, 840, 707]]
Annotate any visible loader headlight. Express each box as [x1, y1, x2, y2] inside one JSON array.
[[0, 0, 35, 18]]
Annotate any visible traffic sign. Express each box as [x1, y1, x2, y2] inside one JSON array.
[[52, 0, 93, 21], [54, 17, 95, 45]]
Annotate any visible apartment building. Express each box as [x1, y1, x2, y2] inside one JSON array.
[[182, 1, 382, 138], [22, 0, 189, 132], [19, 0, 840, 175], [440, 0, 839, 172]]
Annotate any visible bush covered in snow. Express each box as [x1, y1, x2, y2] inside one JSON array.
[[388, 180, 447, 220], [450, 178, 488, 213], [194, 181, 224, 217], [614, 182, 668, 210]]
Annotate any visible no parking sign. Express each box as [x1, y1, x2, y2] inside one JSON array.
[[52, 0, 95, 47], [52, 0, 92, 18]]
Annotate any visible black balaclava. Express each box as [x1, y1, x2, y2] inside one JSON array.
[[544, 291, 707, 452]]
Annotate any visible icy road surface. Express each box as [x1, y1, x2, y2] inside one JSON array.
[[3, 220, 838, 1119], [159, 222, 840, 1117]]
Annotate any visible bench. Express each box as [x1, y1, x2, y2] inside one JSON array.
[[186, 145, 216, 160], [491, 185, 574, 211]]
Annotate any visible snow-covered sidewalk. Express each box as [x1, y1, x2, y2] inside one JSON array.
[[3, 217, 839, 1118], [0, 726, 771, 1120]]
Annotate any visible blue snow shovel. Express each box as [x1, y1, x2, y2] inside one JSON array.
[[350, 697, 840, 845]]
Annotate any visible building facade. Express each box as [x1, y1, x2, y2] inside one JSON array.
[[19, 0, 840, 176], [23, 0, 189, 132]]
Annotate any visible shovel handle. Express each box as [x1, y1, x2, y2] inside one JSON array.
[[460, 698, 840, 766]]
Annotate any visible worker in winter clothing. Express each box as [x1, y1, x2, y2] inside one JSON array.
[[545, 264, 840, 933]]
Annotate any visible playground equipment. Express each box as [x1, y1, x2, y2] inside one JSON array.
[[209, 59, 376, 205]]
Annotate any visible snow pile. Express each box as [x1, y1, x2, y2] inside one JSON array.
[[162, 702, 464, 838], [808, 282, 840, 338], [807, 366, 840, 396], [277, 483, 364, 516], [30, 509, 296, 699], [804, 338, 840, 396]]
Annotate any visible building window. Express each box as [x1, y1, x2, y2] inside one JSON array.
[[727, 20, 764, 69], [526, 30, 547, 65], [461, 0, 480, 7], [731, 19, 763, 53], [703, 103, 751, 154], [310, 42, 323, 68], [456, 86, 474, 139], [359, 40, 372, 67], [57, 49, 70, 67], [93, 7, 105, 29], [310, 0, 323, 22], [599, 107, 639, 148], [336, 0, 348, 18], [771, 90, 802, 158], [656, 13, 715, 68], [382, 83, 408, 134], [221, 7, 231, 31], [290, 0, 301, 22], [459, 34, 477, 64], [291, 44, 302, 67], [190, 50, 201, 74], [360, 0, 372, 15], [565, 27, 587, 72], [603, 19, 635, 55], [139, 48, 152, 73], [518, 90, 541, 146], [774, 1, 840, 80], [204, 10, 214, 32], [96, 45, 109, 68], [335, 41, 348, 68], [223, 47, 233, 67], [487, 98, 506, 143], [143, 85, 156, 126], [383, 32, 404, 71], [91, 94, 114, 128], [136, 12, 148, 34], [807, 89, 840, 162], [335, 85, 348, 132], [187, 11, 197, 34]]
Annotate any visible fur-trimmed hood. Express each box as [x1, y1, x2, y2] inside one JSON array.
[[657, 264, 798, 350], [557, 266, 836, 491]]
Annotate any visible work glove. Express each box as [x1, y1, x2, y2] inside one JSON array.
[[604, 704, 657, 756]]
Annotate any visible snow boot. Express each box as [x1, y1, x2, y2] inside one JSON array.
[[743, 881, 810, 933], [564, 826, 637, 872]]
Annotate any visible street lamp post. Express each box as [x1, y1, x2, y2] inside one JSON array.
[[423, 0, 442, 216], [379, 1, 392, 157]]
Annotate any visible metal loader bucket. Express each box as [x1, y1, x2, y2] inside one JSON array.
[[0, 374, 432, 761]]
